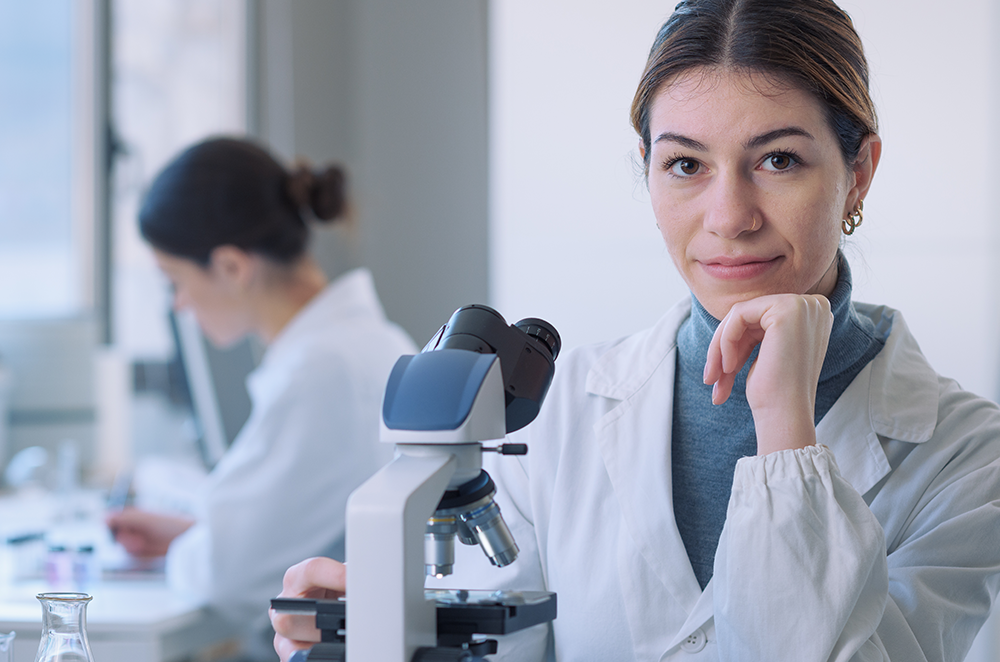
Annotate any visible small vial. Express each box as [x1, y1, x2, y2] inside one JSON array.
[[45, 546, 73, 588], [73, 546, 100, 588]]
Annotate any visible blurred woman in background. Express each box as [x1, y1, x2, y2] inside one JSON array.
[[106, 137, 415, 660]]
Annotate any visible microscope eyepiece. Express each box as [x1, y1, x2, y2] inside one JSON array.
[[424, 305, 558, 434], [514, 318, 561, 361]]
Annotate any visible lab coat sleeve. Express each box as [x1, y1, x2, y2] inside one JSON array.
[[168, 355, 384, 641], [715, 439, 1000, 662], [714, 445, 889, 661]]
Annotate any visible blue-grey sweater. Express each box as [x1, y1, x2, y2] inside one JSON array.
[[671, 256, 887, 589]]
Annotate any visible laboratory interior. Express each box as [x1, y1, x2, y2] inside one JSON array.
[[0, 0, 998, 661]]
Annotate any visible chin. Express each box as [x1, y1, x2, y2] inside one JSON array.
[[207, 334, 245, 350], [200, 324, 246, 349], [698, 289, 773, 321]]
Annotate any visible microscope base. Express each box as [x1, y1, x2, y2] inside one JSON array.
[[273, 590, 557, 662]]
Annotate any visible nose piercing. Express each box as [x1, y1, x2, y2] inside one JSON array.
[[750, 216, 759, 231]]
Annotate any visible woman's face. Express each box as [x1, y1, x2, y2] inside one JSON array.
[[645, 68, 865, 320], [153, 248, 252, 348]]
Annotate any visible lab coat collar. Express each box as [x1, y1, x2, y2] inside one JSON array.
[[264, 269, 384, 362], [249, 268, 387, 404], [585, 297, 691, 400]]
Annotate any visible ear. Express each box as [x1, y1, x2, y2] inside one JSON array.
[[208, 245, 255, 290], [638, 138, 646, 163], [845, 134, 881, 214]]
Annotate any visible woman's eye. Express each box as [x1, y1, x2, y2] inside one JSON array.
[[669, 158, 701, 176], [761, 153, 797, 171]]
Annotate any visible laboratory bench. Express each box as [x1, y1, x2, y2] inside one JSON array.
[[0, 489, 235, 662], [0, 579, 235, 662]]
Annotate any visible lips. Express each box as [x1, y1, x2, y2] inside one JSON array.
[[698, 255, 780, 280]]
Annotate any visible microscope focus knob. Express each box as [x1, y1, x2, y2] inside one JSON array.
[[515, 318, 561, 360]]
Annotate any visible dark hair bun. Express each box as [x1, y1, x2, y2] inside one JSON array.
[[310, 165, 347, 221], [285, 164, 346, 223]]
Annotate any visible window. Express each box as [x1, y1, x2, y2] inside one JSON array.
[[111, 0, 247, 359], [0, 0, 91, 317]]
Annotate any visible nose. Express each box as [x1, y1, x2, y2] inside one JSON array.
[[701, 171, 758, 239]]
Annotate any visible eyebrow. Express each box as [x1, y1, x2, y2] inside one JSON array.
[[653, 132, 708, 151], [652, 126, 815, 152], [743, 126, 815, 150]]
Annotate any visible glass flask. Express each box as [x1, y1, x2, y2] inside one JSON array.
[[0, 631, 15, 662], [34, 593, 95, 662]]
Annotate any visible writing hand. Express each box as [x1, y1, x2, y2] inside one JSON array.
[[105, 507, 194, 557]]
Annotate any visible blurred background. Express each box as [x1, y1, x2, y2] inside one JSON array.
[[0, 0, 997, 655]]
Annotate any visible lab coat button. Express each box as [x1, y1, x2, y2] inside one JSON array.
[[680, 628, 707, 653]]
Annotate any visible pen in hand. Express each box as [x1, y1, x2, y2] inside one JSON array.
[[106, 470, 132, 539]]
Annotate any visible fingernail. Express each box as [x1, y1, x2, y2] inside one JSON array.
[[703, 362, 710, 383]]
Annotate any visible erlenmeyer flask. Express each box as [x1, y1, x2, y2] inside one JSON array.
[[0, 631, 15, 662], [34, 593, 95, 662]]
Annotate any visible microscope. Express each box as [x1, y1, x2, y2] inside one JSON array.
[[272, 305, 560, 661]]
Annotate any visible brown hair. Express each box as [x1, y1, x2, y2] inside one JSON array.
[[140, 137, 347, 265], [630, 0, 877, 174]]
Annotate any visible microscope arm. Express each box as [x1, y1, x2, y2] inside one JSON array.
[[346, 451, 458, 661]]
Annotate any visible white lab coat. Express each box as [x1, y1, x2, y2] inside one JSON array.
[[168, 268, 416, 659], [433, 297, 1000, 661]]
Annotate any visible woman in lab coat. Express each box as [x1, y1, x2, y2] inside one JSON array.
[[270, 1, 1000, 660], [106, 137, 416, 660]]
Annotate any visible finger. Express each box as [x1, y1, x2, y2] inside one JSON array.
[[712, 370, 737, 405], [273, 631, 316, 662], [113, 531, 148, 553], [704, 324, 724, 385], [717, 307, 764, 376], [280, 557, 347, 599], [270, 610, 324, 644], [704, 306, 760, 389], [105, 509, 136, 527]]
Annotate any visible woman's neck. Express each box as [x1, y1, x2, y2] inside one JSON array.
[[253, 256, 329, 344]]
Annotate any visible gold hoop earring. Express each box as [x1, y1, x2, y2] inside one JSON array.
[[842, 199, 864, 235]]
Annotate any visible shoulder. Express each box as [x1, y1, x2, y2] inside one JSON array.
[[855, 303, 1000, 477], [861, 303, 999, 439], [514, 297, 690, 450], [250, 321, 411, 421], [545, 296, 690, 406], [272, 289, 414, 381]]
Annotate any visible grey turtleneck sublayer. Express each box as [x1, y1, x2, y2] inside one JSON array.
[[671, 254, 888, 590]]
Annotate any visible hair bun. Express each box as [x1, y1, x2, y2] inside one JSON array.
[[285, 163, 347, 223], [285, 164, 314, 213], [309, 165, 346, 221]]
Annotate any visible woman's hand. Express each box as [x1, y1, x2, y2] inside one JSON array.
[[270, 557, 347, 662], [105, 507, 195, 557], [703, 294, 833, 455]]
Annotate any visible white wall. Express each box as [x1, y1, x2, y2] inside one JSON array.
[[490, 0, 1000, 400], [489, 2, 682, 350]]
